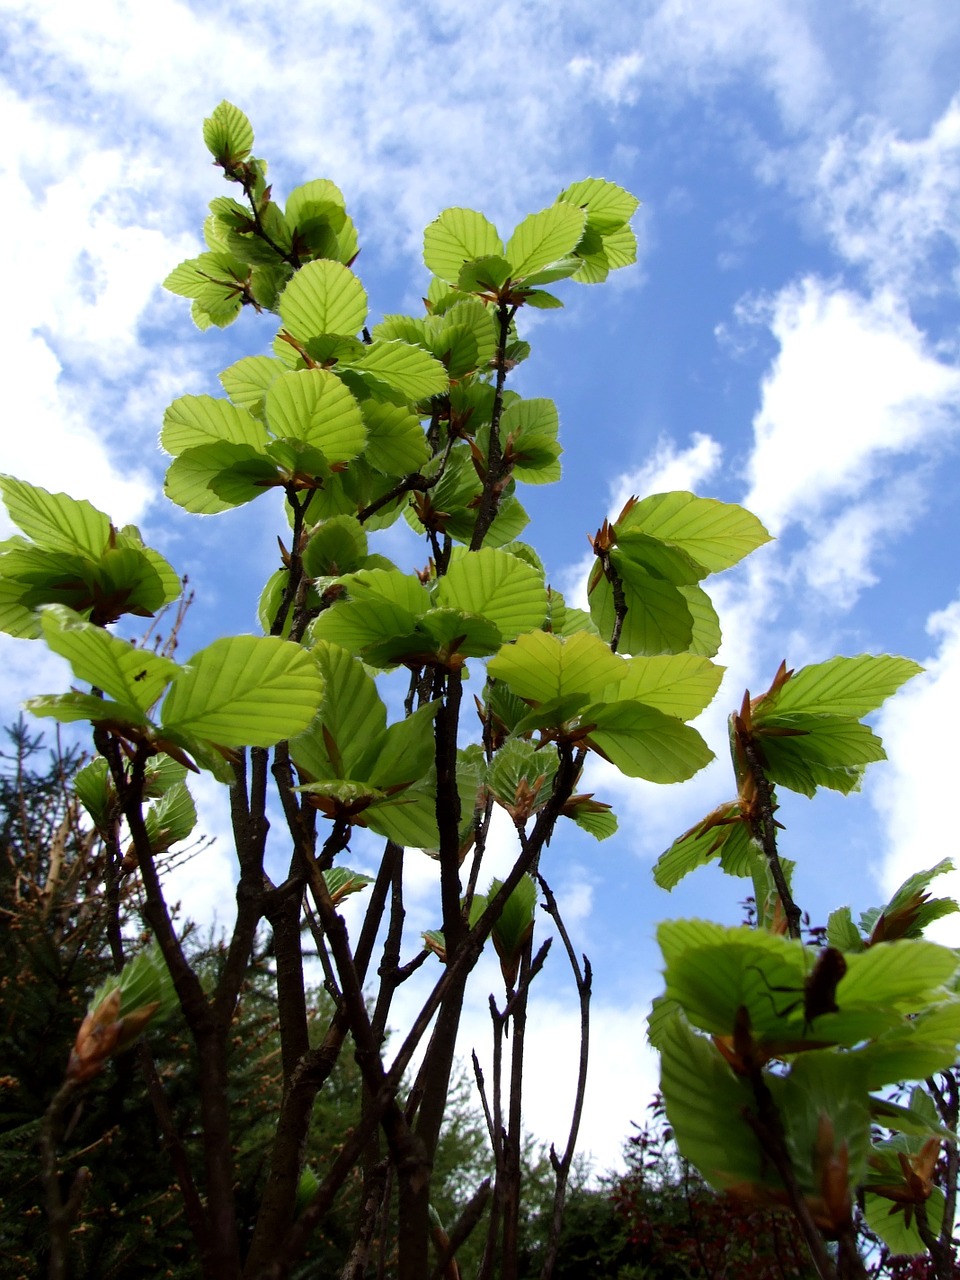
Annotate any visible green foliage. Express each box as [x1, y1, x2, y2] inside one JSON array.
[[2, 99, 945, 1280]]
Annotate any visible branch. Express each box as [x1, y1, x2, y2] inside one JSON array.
[[739, 735, 802, 940], [469, 302, 518, 550], [536, 873, 592, 1280]]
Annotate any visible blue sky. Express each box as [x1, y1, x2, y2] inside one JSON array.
[[2, 0, 960, 1171]]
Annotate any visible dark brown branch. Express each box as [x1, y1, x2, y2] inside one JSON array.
[[598, 550, 628, 654], [537, 873, 592, 1280], [470, 302, 518, 550], [739, 737, 802, 940]]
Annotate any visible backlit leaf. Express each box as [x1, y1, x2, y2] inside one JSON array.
[[487, 630, 627, 705], [202, 100, 254, 166], [505, 203, 587, 279], [40, 606, 178, 712], [278, 259, 368, 340], [161, 636, 323, 747], [619, 492, 771, 572], [424, 209, 504, 284], [265, 369, 366, 460], [436, 548, 547, 642], [161, 395, 268, 455]]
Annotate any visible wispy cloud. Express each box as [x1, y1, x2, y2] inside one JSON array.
[[743, 278, 960, 536]]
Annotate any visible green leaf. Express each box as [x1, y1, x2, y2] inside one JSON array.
[[501, 398, 563, 483], [658, 1011, 764, 1192], [323, 866, 374, 905], [355, 701, 438, 790], [567, 803, 618, 840], [826, 906, 866, 952], [265, 369, 367, 460], [559, 178, 640, 235], [486, 738, 559, 812], [865, 1187, 945, 1257], [858, 1002, 960, 1089], [522, 290, 564, 310], [164, 443, 281, 514], [219, 356, 283, 417], [615, 532, 705, 586], [505, 203, 587, 279], [278, 259, 368, 340], [359, 400, 430, 475], [487, 874, 537, 984], [588, 560, 693, 656], [840, 940, 959, 1010], [435, 548, 547, 642], [583, 701, 714, 782], [607, 654, 724, 719], [424, 209, 504, 284], [654, 804, 749, 890], [758, 716, 886, 797], [39, 606, 178, 711], [677, 585, 722, 658], [144, 781, 197, 853], [289, 641, 386, 781], [163, 251, 246, 303], [161, 395, 268, 455], [619, 492, 771, 572], [0, 476, 110, 557], [303, 517, 367, 578], [487, 630, 626, 705], [202, 101, 254, 166], [763, 654, 924, 719], [457, 255, 513, 294], [25, 691, 149, 728], [161, 636, 324, 748], [343, 340, 448, 401], [73, 758, 112, 832]]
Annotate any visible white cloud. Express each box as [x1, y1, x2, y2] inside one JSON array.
[[813, 95, 960, 297], [743, 278, 960, 536], [872, 595, 960, 944]]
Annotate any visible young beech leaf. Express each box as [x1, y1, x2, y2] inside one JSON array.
[[278, 259, 368, 341], [487, 630, 626, 705], [203, 100, 254, 167], [505, 203, 586, 280], [423, 208, 504, 284], [618, 491, 771, 572], [161, 394, 269, 456], [160, 635, 323, 748], [558, 178, 640, 235], [435, 548, 548, 642], [264, 369, 367, 460]]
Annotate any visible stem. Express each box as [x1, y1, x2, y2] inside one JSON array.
[[537, 873, 592, 1280], [598, 550, 628, 654], [739, 736, 802, 940], [470, 302, 517, 550]]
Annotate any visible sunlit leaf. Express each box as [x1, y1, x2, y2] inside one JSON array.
[[161, 394, 268, 455], [202, 100, 254, 166], [161, 636, 323, 747], [424, 209, 504, 284], [278, 259, 368, 340], [487, 630, 626, 704], [619, 492, 771, 572], [435, 548, 548, 642], [265, 369, 367, 460], [505, 203, 586, 279], [39, 605, 178, 712]]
